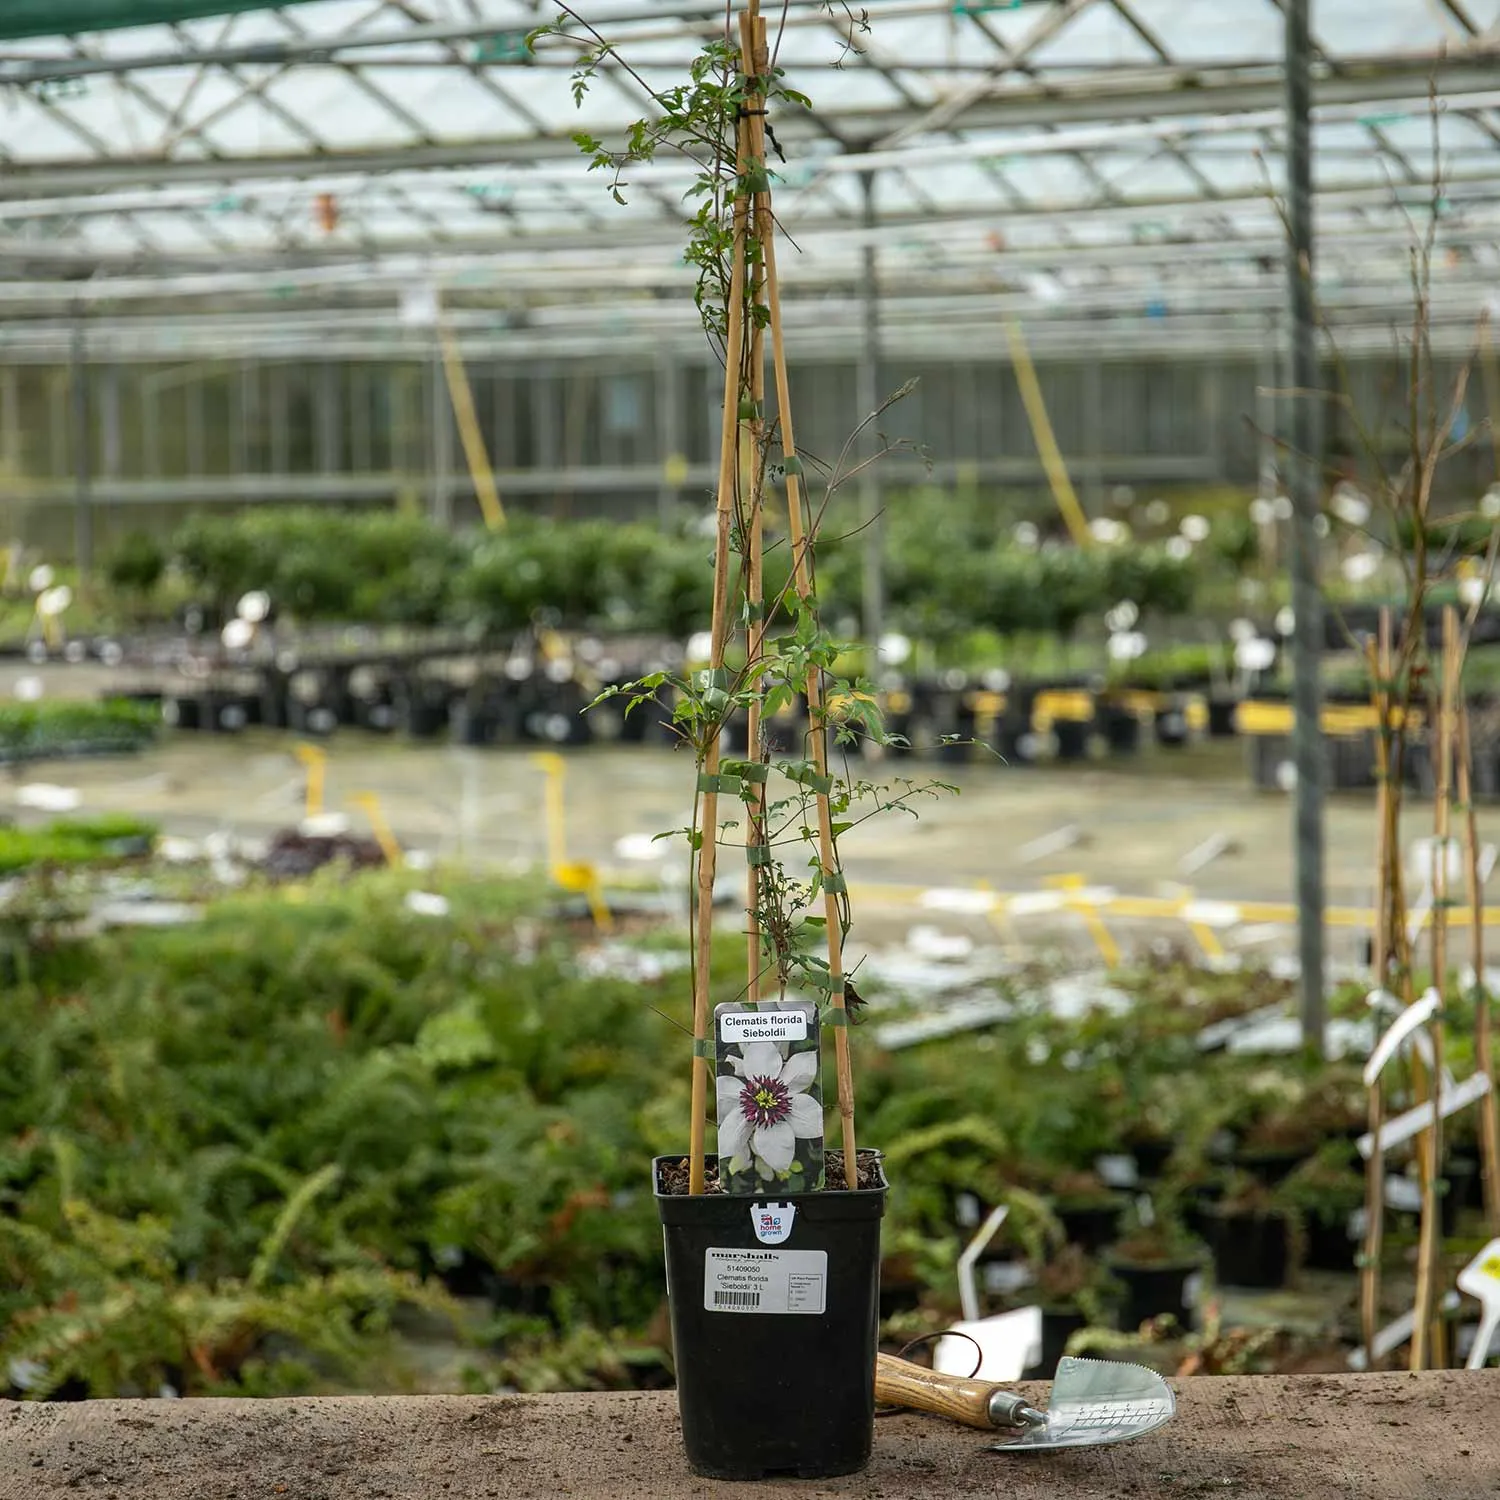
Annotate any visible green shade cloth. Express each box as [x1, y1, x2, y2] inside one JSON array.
[[0, 2, 320, 41]]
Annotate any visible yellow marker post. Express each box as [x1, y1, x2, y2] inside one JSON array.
[[348, 792, 403, 868], [529, 751, 613, 932], [437, 322, 506, 532], [1005, 321, 1091, 548], [293, 743, 327, 819]]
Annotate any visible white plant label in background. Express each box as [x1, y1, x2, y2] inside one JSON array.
[[703, 1248, 827, 1314], [719, 1010, 809, 1044]]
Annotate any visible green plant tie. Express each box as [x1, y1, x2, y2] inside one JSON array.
[[697, 772, 739, 794], [746, 844, 774, 867], [780, 759, 834, 796], [692, 1038, 714, 1059], [823, 1004, 849, 1025], [694, 667, 732, 691], [779, 454, 804, 478], [823, 871, 847, 894], [723, 758, 770, 784]]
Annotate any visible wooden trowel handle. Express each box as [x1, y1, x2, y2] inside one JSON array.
[[874, 1353, 1005, 1431]]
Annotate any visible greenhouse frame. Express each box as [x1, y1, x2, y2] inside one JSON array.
[[0, 0, 1496, 558]]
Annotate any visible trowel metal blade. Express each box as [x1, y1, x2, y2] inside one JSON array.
[[989, 1356, 1175, 1452]]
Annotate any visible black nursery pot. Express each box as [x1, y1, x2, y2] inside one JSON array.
[[1209, 1209, 1291, 1289], [1303, 1212, 1359, 1272], [1106, 1255, 1203, 1333], [1024, 1306, 1087, 1380], [1056, 1196, 1127, 1253], [1444, 1156, 1480, 1234], [1207, 698, 1239, 739], [1100, 707, 1142, 757], [1054, 719, 1090, 762], [654, 1153, 888, 1482]]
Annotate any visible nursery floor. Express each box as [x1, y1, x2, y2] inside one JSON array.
[[19, 729, 1500, 967], [4, 1372, 1499, 1500]]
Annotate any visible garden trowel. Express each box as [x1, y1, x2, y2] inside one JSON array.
[[874, 1352, 1175, 1452]]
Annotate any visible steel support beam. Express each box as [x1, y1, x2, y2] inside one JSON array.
[[856, 170, 885, 653], [428, 340, 454, 527], [69, 306, 92, 573], [1286, 0, 1326, 1054], [0, 55, 1495, 192]]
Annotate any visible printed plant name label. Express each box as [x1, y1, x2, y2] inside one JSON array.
[[719, 1009, 809, 1044], [704, 1248, 827, 1314]]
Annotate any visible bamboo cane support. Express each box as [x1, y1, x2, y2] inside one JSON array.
[[1413, 605, 1458, 1368], [760, 127, 859, 1192], [686, 84, 754, 1197], [1458, 697, 1500, 1235], [739, 9, 768, 1010], [1360, 608, 1393, 1365]]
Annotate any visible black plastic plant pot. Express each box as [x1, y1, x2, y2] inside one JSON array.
[[1303, 1213, 1358, 1273], [1101, 708, 1142, 756], [1444, 1156, 1479, 1233], [1024, 1306, 1087, 1379], [1128, 1138, 1174, 1181], [1154, 705, 1189, 748], [1106, 1255, 1203, 1333], [1054, 719, 1090, 762], [1056, 1197, 1126, 1253], [1208, 1209, 1290, 1289], [654, 1153, 888, 1482], [1207, 698, 1239, 739]]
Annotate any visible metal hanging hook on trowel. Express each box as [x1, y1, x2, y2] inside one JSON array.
[[874, 1352, 1176, 1452]]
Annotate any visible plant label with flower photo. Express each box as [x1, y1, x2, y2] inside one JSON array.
[[714, 1001, 823, 1194]]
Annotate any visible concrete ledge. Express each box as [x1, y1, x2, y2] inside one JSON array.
[[3, 1372, 1498, 1500]]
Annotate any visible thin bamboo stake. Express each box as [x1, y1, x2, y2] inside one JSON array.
[[1458, 697, 1500, 1235], [761, 108, 859, 1192], [687, 88, 754, 1197], [739, 10, 768, 1011], [1413, 605, 1458, 1368], [1361, 606, 1394, 1365]]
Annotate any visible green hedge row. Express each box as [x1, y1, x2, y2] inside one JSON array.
[[139, 506, 1213, 640], [0, 700, 159, 762]]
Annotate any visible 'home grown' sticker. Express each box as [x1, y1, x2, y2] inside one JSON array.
[[713, 1000, 824, 1194]]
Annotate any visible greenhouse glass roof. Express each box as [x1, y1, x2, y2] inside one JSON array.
[[0, 0, 1498, 350]]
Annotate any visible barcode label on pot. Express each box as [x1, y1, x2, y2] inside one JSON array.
[[713, 1290, 761, 1308], [703, 1248, 827, 1315]]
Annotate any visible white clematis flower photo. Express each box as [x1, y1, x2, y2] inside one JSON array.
[[716, 1041, 824, 1179]]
